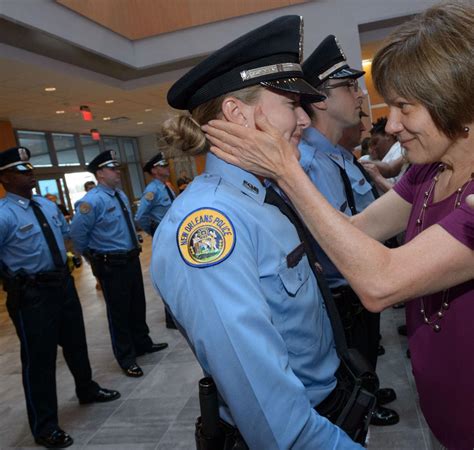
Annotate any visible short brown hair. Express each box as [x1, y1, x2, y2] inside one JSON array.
[[372, 1, 474, 139]]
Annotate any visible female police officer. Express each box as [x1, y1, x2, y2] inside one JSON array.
[[151, 16, 364, 450]]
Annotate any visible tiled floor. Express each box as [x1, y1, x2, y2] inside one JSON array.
[[0, 235, 431, 449]]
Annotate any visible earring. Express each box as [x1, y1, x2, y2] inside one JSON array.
[[463, 126, 470, 133]]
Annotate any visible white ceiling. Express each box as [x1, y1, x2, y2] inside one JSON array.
[[0, 53, 177, 137]]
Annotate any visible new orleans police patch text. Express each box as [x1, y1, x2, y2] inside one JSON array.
[[177, 208, 235, 267]]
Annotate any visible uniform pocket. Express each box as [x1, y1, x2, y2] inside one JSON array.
[[15, 223, 41, 240], [278, 254, 310, 297], [351, 177, 372, 197]]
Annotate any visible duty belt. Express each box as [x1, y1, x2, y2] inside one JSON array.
[[88, 248, 141, 263], [3, 267, 69, 289]]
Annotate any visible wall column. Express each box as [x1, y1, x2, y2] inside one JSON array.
[[0, 120, 17, 197]]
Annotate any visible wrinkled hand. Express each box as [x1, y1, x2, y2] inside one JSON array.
[[201, 106, 299, 180]]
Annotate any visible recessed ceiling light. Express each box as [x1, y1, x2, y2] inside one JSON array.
[[103, 117, 111, 121], [145, 108, 152, 112], [44, 87, 56, 92], [55, 110, 65, 114], [137, 121, 144, 125], [105, 100, 114, 104]]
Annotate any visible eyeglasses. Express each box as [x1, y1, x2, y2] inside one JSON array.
[[326, 79, 360, 93]]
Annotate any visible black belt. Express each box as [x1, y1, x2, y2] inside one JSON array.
[[3, 267, 69, 290], [89, 248, 141, 263]]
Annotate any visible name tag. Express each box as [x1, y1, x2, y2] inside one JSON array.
[[19, 223, 34, 232], [286, 243, 305, 268], [106, 206, 116, 213]]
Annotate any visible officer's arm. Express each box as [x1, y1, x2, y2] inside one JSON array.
[[134, 191, 153, 235], [70, 202, 96, 254], [153, 218, 361, 450]]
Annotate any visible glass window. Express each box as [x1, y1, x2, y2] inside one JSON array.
[[80, 135, 101, 164], [38, 179, 59, 197], [17, 130, 52, 167], [128, 163, 143, 200], [122, 138, 138, 162], [52, 133, 80, 166], [103, 137, 120, 161], [65, 171, 97, 208]]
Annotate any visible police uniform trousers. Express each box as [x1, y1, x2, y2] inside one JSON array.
[[95, 254, 153, 368], [5, 274, 99, 438], [331, 285, 380, 370]]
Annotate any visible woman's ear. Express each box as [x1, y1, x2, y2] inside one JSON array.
[[221, 96, 250, 126]]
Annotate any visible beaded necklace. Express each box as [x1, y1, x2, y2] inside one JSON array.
[[415, 164, 474, 332]]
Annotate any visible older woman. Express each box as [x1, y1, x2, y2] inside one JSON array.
[[203, 3, 474, 449]]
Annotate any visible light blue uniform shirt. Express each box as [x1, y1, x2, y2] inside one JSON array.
[[70, 183, 136, 254], [0, 193, 68, 274], [134, 179, 173, 235], [151, 153, 362, 450], [299, 128, 374, 289]]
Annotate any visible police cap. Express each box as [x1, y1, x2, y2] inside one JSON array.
[[303, 35, 365, 88], [87, 150, 120, 173], [0, 147, 33, 172], [143, 152, 169, 173], [167, 15, 325, 111]]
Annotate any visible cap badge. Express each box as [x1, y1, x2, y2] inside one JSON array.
[[177, 207, 235, 268], [18, 148, 28, 161]]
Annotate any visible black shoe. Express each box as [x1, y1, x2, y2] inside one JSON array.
[[166, 321, 178, 330], [136, 342, 168, 356], [398, 324, 407, 336], [370, 406, 400, 426], [377, 345, 385, 356], [79, 387, 121, 404], [123, 363, 143, 377], [35, 429, 73, 448], [376, 388, 397, 405]]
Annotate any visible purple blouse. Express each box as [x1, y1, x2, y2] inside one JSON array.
[[394, 163, 474, 449]]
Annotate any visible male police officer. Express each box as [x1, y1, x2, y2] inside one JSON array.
[[299, 36, 399, 426], [135, 152, 175, 236], [0, 147, 120, 449], [70, 150, 167, 378], [135, 152, 177, 329]]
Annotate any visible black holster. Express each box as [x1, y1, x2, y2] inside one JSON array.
[[195, 378, 248, 450], [2, 267, 70, 312], [331, 286, 364, 331]]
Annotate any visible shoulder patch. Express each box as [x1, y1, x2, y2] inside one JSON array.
[[177, 207, 236, 268], [144, 191, 155, 201], [79, 202, 92, 214]]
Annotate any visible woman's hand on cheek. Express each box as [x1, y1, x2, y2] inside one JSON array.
[[202, 106, 299, 180]]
